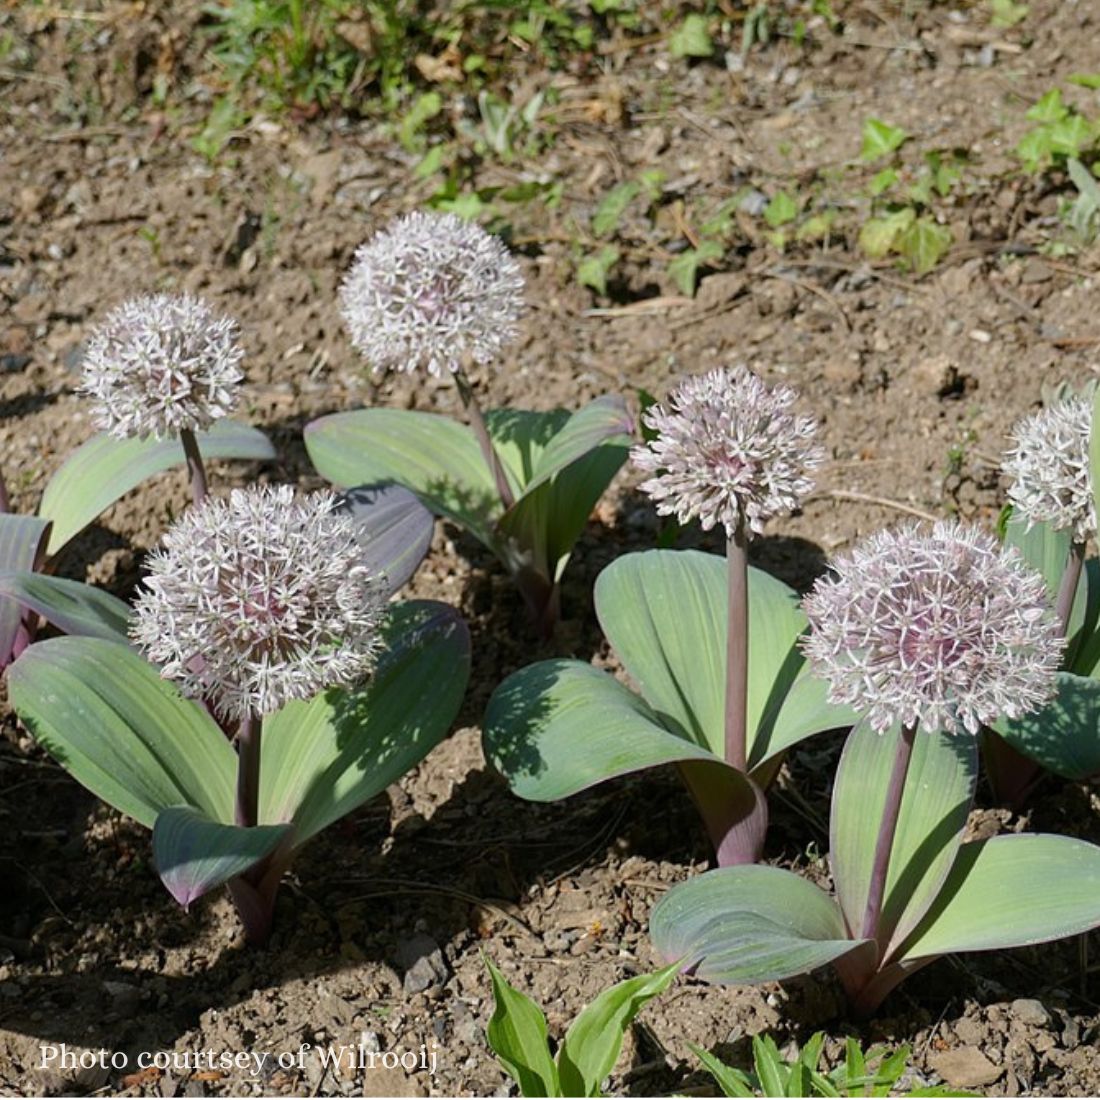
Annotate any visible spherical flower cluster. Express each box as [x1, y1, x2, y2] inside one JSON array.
[[1002, 395, 1096, 543], [132, 485, 386, 722], [339, 211, 525, 377], [802, 521, 1062, 735], [80, 293, 244, 440], [631, 366, 824, 538]]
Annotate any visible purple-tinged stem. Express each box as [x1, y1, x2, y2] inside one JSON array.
[[860, 722, 918, 943], [0, 469, 9, 514], [454, 368, 515, 511], [725, 520, 749, 772], [180, 428, 208, 507], [1055, 539, 1086, 642], [235, 713, 262, 829]]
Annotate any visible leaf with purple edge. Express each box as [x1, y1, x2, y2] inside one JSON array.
[[153, 806, 292, 908], [0, 570, 131, 644], [40, 420, 275, 556], [0, 514, 50, 664], [338, 484, 435, 597]]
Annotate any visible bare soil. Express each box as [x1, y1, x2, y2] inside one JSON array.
[[2, 0, 1100, 1095]]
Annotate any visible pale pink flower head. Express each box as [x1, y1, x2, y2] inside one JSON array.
[[132, 486, 386, 721], [340, 211, 525, 377], [631, 366, 824, 537], [802, 521, 1062, 735], [80, 293, 244, 440], [1003, 396, 1096, 543]]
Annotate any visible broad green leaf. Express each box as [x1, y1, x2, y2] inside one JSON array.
[[1015, 128, 1054, 171], [485, 409, 567, 492], [339, 484, 434, 596], [483, 659, 724, 800], [485, 958, 560, 1098], [0, 514, 50, 662], [594, 550, 845, 768], [995, 673, 1100, 779], [260, 601, 469, 843], [520, 397, 633, 496], [830, 722, 977, 956], [897, 217, 952, 274], [305, 409, 500, 546], [649, 864, 871, 984], [690, 1045, 755, 1098], [899, 834, 1100, 960], [39, 421, 275, 556], [860, 118, 908, 161], [1050, 114, 1094, 157], [592, 181, 641, 236], [153, 806, 291, 908], [669, 12, 713, 58], [0, 571, 131, 643], [7, 637, 235, 828], [558, 961, 679, 1096]]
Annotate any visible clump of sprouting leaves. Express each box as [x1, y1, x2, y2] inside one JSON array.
[[306, 211, 634, 637], [484, 366, 853, 866], [0, 293, 274, 674], [484, 957, 678, 1098], [649, 520, 1100, 1014], [9, 484, 469, 942]]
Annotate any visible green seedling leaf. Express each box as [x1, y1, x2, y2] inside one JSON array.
[[1069, 73, 1100, 89], [753, 1035, 788, 1097], [592, 182, 640, 237], [1016, 127, 1055, 172], [691, 1045, 755, 1097], [1050, 114, 1094, 157], [669, 13, 713, 58], [7, 637, 235, 828], [796, 212, 835, 242], [153, 807, 291, 908], [0, 514, 50, 662], [650, 864, 873, 984], [261, 601, 469, 843], [578, 245, 621, 296], [764, 190, 799, 229], [668, 240, 724, 296], [557, 961, 679, 1096], [485, 958, 560, 1098], [897, 216, 952, 273], [0, 571, 131, 644], [858, 208, 915, 259], [40, 421, 275, 556], [989, 0, 1028, 27], [995, 672, 1100, 779], [831, 721, 977, 956], [860, 118, 908, 161], [1026, 89, 1068, 124], [899, 834, 1100, 960]]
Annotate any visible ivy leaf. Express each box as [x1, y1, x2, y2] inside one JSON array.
[[668, 241, 724, 296], [592, 181, 640, 236], [1026, 89, 1068, 124], [577, 245, 620, 296], [868, 168, 899, 196], [669, 13, 714, 58], [860, 118, 908, 161], [897, 217, 952, 273], [763, 190, 799, 228], [989, 0, 1028, 27], [858, 208, 915, 259]]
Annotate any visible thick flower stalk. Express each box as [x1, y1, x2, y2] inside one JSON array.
[[340, 211, 525, 508], [1002, 396, 1095, 636], [632, 365, 824, 771], [132, 485, 387, 830], [802, 521, 1061, 941], [80, 293, 245, 504]]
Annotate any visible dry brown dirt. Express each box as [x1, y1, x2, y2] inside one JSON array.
[[2, 0, 1100, 1095]]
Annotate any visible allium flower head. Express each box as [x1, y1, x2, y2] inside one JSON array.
[[1003, 396, 1095, 543], [132, 486, 386, 721], [631, 366, 824, 537], [802, 521, 1062, 735], [340, 211, 525, 377], [80, 293, 244, 440]]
